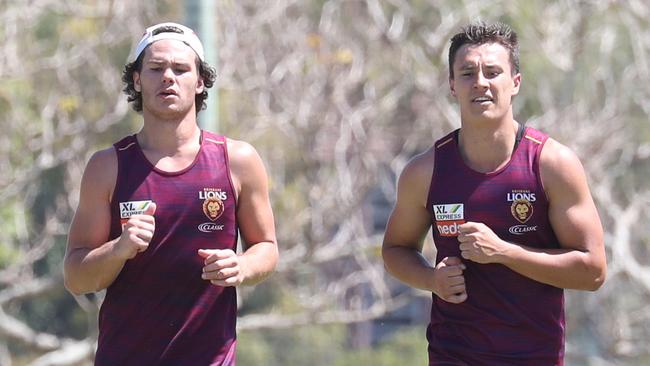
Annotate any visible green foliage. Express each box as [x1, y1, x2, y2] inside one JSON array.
[[238, 324, 346, 366], [34, 11, 63, 52], [0, 204, 21, 269], [333, 327, 428, 366], [2, 1, 650, 364], [237, 325, 427, 366], [16, 286, 89, 339]]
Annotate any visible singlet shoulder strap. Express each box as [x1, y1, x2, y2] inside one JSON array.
[[435, 129, 458, 150], [202, 130, 226, 146], [114, 134, 138, 152], [513, 122, 525, 152], [521, 126, 548, 146]]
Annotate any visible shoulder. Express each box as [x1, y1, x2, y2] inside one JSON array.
[[540, 138, 584, 177], [80, 146, 118, 202], [226, 138, 259, 160], [225, 138, 264, 173], [395, 146, 436, 207], [539, 138, 588, 197], [225, 138, 268, 191], [85, 147, 118, 178], [400, 147, 436, 184]]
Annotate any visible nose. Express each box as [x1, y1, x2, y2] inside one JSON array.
[[473, 70, 489, 89], [162, 67, 175, 83]]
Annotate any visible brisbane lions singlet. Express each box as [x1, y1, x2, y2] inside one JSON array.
[[96, 131, 238, 366], [426, 127, 564, 366]]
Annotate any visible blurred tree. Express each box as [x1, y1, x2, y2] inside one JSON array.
[[1, 0, 649, 365], [215, 1, 650, 365]]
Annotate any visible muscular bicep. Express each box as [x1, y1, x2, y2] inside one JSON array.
[[383, 200, 432, 252], [383, 157, 434, 252], [541, 140, 604, 254], [228, 140, 277, 250], [66, 150, 116, 255]]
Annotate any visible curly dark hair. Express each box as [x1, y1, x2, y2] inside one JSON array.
[[122, 48, 216, 114], [448, 21, 520, 79]]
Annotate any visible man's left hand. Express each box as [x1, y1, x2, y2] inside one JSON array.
[[198, 249, 245, 287], [457, 222, 510, 264]]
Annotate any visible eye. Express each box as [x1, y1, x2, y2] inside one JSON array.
[[486, 70, 501, 78]]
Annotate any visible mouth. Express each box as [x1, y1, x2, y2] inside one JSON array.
[[472, 96, 493, 104], [158, 89, 178, 97]]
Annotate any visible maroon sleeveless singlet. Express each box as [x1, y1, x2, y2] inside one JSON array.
[[96, 131, 238, 365], [426, 127, 565, 366]]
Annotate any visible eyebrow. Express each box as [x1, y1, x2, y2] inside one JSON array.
[[458, 63, 503, 71], [145, 59, 193, 66]]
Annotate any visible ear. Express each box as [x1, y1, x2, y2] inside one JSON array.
[[196, 76, 205, 95], [511, 73, 521, 96], [133, 71, 141, 93], [449, 77, 456, 97]]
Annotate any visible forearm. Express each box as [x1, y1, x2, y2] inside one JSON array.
[[240, 242, 278, 286], [382, 245, 435, 292], [500, 242, 605, 291], [64, 239, 126, 295]]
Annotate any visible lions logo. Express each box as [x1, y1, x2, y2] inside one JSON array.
[[510, 199, 533, 224], [202, 197, 225, 221]]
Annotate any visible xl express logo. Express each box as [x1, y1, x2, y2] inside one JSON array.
[[119, 200, 153, 228], [433, 203, 465, 237]]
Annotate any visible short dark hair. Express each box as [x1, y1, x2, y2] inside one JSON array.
[[121, 47, 216, 114], [448, 22, 519, 79]]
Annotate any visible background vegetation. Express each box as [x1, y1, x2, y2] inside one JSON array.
[[1, 1, 649, 365]]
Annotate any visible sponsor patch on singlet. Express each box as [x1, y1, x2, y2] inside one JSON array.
[[197, 188, 226, 232], [433, 203, 465, 237], [119, 200, 153, 228], [506, 189, 538, 235]]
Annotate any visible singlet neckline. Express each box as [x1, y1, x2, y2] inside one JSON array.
[[452, 127, 528, 177], [133, 130, 205, 177]]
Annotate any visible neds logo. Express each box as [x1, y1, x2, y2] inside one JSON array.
[[436, 220, 464, 237]]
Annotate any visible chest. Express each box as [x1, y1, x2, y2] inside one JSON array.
[[429, 160, 547, 240]]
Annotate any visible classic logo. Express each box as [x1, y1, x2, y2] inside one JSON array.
[[433, 203, 465, 237], [198, 223, 225, 233], [509, 225, 538, 235], [119, 200, 153, 228], [200, 188, 226, 221]]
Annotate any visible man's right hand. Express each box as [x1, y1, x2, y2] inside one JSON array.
[[115, 202, 156, 260], [433, 256, 467, 304]]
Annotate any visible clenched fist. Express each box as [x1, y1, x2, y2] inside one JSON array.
[[433, 256, 467, 304], [115, 202, 156, 260], [198, 249, 244, 287]]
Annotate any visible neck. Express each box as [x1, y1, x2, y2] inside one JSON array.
[[458, 116, 520, 173], [138, 108, 201, 154]]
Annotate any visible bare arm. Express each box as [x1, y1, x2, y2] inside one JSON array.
[[458, 139, 606, 290], [64, 149, 156, 294], [200, 139, 278, 286], [382, 150, 467, 303]]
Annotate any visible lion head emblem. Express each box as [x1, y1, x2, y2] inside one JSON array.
[[202, 197, 224, 221], [511, 199, 533, 224]]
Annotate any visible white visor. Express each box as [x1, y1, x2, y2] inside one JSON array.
[[131, 22, 205, 62]]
